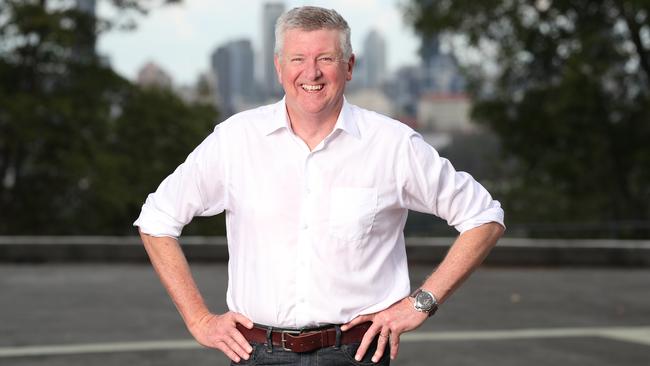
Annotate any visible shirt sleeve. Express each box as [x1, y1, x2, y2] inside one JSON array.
[[398, 132, 505, 233], [133, 126, 228, 238]]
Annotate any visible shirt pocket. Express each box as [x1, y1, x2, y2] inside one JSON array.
[[329, 187, 378, 241]]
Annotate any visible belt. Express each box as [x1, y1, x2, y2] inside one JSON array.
[[236, 322, 371, 353]]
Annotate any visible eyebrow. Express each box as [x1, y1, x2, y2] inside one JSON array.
[[285, 52, 339, 58]]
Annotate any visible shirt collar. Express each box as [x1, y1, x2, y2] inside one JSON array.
[[333, 97, 361, 139], [263, 97, 292, 136], [263, 96, 361, 139]]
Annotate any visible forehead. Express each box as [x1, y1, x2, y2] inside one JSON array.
[[281, 28, 341, 54]]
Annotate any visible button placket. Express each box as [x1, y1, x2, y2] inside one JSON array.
[[295, 153, 315, 325]]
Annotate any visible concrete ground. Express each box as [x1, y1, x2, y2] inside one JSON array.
[[1, 263, 649, 365]]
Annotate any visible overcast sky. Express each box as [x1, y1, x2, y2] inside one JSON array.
[[96, 0, 422, 86]]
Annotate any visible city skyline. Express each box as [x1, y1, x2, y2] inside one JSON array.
[[97, 0, 421, 86]]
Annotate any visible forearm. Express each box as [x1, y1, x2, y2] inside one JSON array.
[[139, 231, 211, 329], [421, 222, 504, 304]]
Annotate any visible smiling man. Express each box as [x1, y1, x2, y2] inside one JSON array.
[[135, 6, 504, 366]]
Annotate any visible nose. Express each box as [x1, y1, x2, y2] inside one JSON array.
[[304, 59, 322, 80]]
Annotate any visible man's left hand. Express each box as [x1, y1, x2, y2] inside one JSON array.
[[341, 297, 428, 362]]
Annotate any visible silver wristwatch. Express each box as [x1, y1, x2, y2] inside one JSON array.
[[410, 288, 439, 317]]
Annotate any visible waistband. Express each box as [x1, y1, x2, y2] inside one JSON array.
[[236, 322, 372, 353]]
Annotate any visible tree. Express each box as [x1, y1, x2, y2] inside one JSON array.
[[405, 0, 650, 237], [0, 0, 222, 235]]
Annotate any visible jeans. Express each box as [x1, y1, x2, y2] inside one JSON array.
[[231, 338, 390, 366]]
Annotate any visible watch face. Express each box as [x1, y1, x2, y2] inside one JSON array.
[[416, 291, 434, 310]]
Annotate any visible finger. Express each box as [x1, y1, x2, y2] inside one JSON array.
[[354, 324, 381, 361], [372, 331, 390, 363], [234, 312, 254, 329], [225, 337, 251, 361], [389, 333, 400, 360], [216, 341, 241, 363], [341, 314, 372, 331], [230, 328, 253, 354]]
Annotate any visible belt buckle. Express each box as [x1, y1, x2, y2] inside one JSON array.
[[280, 329, 302, 352]]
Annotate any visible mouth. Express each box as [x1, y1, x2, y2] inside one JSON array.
[[301, 84, 323, 92]]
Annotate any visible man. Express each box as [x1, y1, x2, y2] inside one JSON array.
[[134, 6, 504, 366]]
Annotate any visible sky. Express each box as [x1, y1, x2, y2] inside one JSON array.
[[96, 0, 422, 86]]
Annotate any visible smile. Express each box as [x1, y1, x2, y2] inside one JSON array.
[[301, 84, 323, 91]]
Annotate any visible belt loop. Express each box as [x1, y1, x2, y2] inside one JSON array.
[[334, 325, 342, 349], [265, 326, 274, 353]]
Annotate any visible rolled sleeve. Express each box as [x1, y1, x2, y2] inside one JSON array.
[[400, 133, 505, 232], [133, 196, 188, 238], [133, 128, 227, 238]]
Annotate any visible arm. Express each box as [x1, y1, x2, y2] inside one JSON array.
[[139, 231, 253, 363], [342, 222, 504, 362]]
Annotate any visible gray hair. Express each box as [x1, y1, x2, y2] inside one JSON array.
[[274, 6, 353, 60]]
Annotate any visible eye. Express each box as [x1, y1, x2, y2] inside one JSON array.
[[318, 56, 335, 64], [290, 57, 304, 63]]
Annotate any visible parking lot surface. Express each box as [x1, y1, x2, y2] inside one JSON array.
[[1, 264, 649, 365]]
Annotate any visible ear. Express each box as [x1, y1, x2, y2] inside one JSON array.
[[345, 53, 355, 81], [274, 54, 282, 84]]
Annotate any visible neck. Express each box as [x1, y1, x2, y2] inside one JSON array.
[[286, 102, 343, 151]]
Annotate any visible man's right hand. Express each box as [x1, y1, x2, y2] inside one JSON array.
[[189, 311, 254, 363]]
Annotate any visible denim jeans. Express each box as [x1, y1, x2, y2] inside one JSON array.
[[231, 338, 390, 366]]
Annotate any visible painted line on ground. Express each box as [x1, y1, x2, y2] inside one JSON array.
[[1, 326, 649, 358]]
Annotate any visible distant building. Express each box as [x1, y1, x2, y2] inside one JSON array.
[[417, 93, 474, 133], [137, 62, 173, 90], [176, 72, 217, 107], [346, 89, 394, 117], [384, 34, 468, 131], [384, 65, 421, 117], [262, 2, 285, 99], [362, 30, 386, 89], [420, 36, 465, 94], [211, 39, 255, 116]]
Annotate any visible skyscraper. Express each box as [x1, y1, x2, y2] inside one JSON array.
[[362, 30, 387, 89], [211, 39, 255, 117], [420, 35, 465, 94], [262, 2, 285, 99]]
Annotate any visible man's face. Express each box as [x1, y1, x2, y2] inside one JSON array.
[[274, 28, 354, 122]]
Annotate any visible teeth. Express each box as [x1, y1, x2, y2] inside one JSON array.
[[301, 84, 323, 91]]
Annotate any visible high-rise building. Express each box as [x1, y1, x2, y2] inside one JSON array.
[[262, 2, 285, 99], [211, 39, 255, 116], [362, 30, 386, 88], [420, 35, 465, 94]]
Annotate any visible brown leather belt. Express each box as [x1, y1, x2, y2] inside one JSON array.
[[236, 322, 371, 353]]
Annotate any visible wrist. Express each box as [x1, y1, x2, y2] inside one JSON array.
[[409, 288, 439, 317], [186, 309, 214, 330]]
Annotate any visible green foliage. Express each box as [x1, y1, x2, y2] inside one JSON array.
[[406, 0, 650, 237], [0, 0, 223, 235]]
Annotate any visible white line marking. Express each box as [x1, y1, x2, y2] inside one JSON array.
[[0, 340, 199, 358], [1, 326, 649, 358]]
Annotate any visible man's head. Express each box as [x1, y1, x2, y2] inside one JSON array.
[[274, 6, 353, 61], [273, 6, 355, 123]]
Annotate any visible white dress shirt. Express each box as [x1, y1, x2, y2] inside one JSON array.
[[134, 98, 504, 328]]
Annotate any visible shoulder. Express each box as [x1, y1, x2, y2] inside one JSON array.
[[346, 102, 419, 142], [213, 101, 281, 135]]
